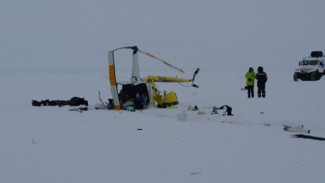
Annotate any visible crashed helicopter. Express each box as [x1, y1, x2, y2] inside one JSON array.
[[105, 46, 199, 110]]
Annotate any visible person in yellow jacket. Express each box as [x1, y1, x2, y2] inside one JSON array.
[[245, 67, 256, 98]]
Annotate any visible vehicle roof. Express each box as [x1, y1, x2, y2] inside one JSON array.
[[302, 57, 325, 61]]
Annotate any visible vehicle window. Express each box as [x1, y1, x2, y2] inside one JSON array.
[[310, 60, 318, 65], [301, 61, 309, 65]]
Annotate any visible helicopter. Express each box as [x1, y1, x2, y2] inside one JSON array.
[[107, 46, 199, 110]]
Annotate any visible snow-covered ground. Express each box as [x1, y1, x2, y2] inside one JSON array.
[[2, 0, 325, 182], [1, 69, 325, 183]]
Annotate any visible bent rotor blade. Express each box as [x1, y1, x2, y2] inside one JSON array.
[[137, 49, 184, 73], [111, 46, 137, 52]]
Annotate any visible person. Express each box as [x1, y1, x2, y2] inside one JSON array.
[[255, 66, 268, 98], [245, 67, 256, 98]]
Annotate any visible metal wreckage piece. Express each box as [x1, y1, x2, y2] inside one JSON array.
[[106, 46, 199, 110]]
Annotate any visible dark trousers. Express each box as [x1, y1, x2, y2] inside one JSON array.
[[247, 85, 254, 98], [257, 86, 266, 97]]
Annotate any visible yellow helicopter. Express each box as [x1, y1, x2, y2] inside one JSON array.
[[107, 46, 199, 110]]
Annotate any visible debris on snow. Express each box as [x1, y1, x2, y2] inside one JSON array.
[[292, 134, 325, 141], [283, 125, 310, 133]]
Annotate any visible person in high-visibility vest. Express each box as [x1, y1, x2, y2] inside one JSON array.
[[245, 67, 256, 98]]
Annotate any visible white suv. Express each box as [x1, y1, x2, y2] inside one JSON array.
[[294, 51, 325, 81]]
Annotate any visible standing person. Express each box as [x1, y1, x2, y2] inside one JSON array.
[[245, 67, 256, 98], [256, 66, 268, 98]]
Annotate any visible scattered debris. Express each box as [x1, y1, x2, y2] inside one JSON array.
[[283, 125, 310, 133], [211, 107, 218, 115], [68, 107, 89, 112], [187, 105, 199, 111], [292, 134, 325, 141], [94, 103, 108, 110], [126, 106, 135, 112], [211, 105, 233, 116], [32, 97, 88, 107]]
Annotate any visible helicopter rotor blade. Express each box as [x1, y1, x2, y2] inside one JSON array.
[[111, 46, 137, 52], [109, 46, 185, 73], [137, 49, 184, 74], [192, 68, 200, 81]]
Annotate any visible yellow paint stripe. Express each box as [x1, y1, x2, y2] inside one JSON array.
[[146, 52, 155, 58], [109, 65, 116, 86], [164, 61, 172, 67]]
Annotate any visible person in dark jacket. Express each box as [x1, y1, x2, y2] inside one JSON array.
[[255, 66, 268, 98]]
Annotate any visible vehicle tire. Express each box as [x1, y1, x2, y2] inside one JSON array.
[[316, 70, 321, 80], [293, 72, 299, 81], [311, 71, 318, 81]]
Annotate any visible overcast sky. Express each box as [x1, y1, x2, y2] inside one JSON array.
[[1, 0, 325, 73]]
